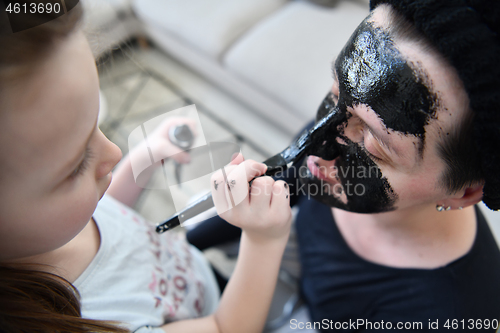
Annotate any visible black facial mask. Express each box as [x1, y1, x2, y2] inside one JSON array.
[[299, 93, 398, 213], [336, 19, 437, 138], [298, 18, 436, 213]]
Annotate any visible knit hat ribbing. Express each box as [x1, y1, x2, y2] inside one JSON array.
[[370, 0, 500, 210]]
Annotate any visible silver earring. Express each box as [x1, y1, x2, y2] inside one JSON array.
[[436, 205, 445, 212], [458, 206, 463, 210], [445, 206, 451, 211]]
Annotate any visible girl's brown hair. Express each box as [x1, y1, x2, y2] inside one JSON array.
[[0, 264, 128, 333], [0, 3, 127, 332]]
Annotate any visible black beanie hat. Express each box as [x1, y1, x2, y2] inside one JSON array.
[[369, 0, 500, 210]]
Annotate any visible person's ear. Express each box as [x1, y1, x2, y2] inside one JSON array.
[[437, 184, 484, 211]]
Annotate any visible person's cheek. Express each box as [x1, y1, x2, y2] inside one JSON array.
[[300, 138, 398, 213]]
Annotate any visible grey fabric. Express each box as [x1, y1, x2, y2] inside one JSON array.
[[224, 1, 368, 121], [133, 0, 287, 58]]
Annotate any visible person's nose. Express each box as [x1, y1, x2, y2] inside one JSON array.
[[311, 155, 336, 171], [307, 105, 346, 161], [95, 129, 122, 179], [340, 114, 364, 144]]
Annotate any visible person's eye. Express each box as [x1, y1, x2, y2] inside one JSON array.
[[362, 130, 385, 162], [69, 148, 92, 179], [364, 146, 383, 162], [360, 140, 383, 162]]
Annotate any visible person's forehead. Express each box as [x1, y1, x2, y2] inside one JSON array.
[[336, 14, 469, 165], [328, 9, 471, 166], [366, 5, 467, 116], [373, 12, 470, 141]]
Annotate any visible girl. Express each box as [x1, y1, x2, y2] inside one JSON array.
[[0, 4, 291, 333]]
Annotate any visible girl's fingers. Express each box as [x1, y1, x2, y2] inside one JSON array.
[[270, 180, 290, 211], [249, 176, 274, 208], [229, 152, 244, 165], [212, 160, 266, 215], [224, 160, 267, 209], [211, 165, 236, 215], [222, 164, 248, 210]]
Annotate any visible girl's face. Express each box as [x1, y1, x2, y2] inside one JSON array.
[[0, 32, 122, 260], [300, 7, 470, 213]]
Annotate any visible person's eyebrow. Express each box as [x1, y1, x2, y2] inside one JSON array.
[[331, 62, 401, 158]]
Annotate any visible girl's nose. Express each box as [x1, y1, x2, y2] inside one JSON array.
[[96, 130, 122, 179]]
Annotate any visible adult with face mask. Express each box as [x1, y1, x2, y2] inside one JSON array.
[[187, 0, 500, 330]]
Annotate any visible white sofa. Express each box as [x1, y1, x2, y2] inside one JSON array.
[[82, 0, 370, 133], [81, 0, 371, 133], [131, 0, 370, 135]]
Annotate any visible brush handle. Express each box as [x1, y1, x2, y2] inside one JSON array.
[[156, 192, 214, 233], [155, 154, 290, 233], [155, 105, 344, 233]]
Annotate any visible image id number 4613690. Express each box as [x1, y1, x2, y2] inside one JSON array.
[[6, 2, 61, 14], [443, 319, 499, 330]]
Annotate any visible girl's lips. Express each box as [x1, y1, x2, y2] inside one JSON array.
[[307, 156, 331, 181]]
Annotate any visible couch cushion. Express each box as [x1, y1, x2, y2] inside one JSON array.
[[132, 0, 287, 59], [223, 0, 369, 121]]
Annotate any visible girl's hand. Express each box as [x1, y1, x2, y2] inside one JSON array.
[[108, 117, 198, 206], [146, 117, 197, 164], [211, 154, 292, 243]]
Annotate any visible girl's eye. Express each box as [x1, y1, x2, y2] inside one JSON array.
[[69, 147, 92, 179]]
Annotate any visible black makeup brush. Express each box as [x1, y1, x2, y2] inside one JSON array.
[[155, 106, 344, 233]]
